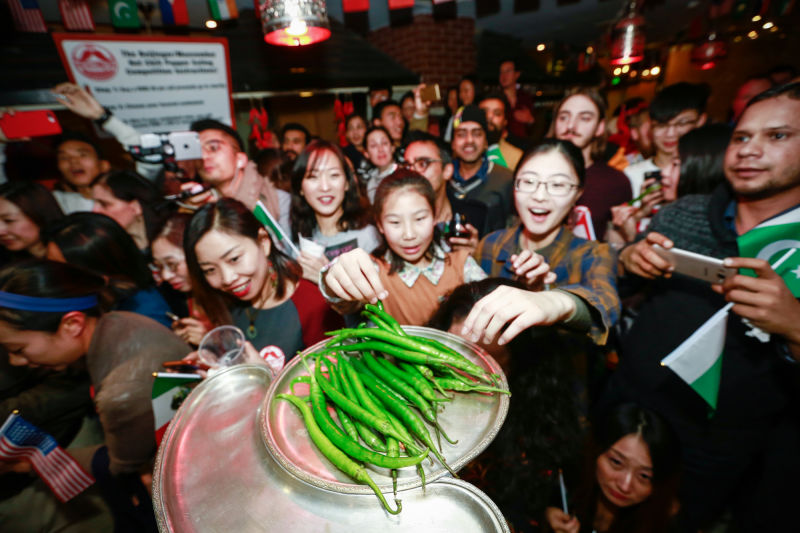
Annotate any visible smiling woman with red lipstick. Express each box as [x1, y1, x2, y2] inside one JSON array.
[[545, 404, 681, 533], [290, 140, 380, 284], [185, 198, 342, 361]]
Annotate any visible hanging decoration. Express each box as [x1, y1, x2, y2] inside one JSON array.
[[609, 1, 645, 66], [260, 0, 331, 46], [691, 31, 728, 70], [333, 96, 354, 148]]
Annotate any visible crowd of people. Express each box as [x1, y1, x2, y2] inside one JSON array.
[[0, 58, 799, 533]]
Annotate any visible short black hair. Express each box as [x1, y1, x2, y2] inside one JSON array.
[[55, 130, 105, 160], [479, 91, 510, 112], [402, 130, 452, 165], [649, 83, 710, 123], [190, 119, 244, 151], [372, 100, 402, 123], [368, 83, 391, 95], [280, 122, 311, 144], [746, 80, 800, 110]]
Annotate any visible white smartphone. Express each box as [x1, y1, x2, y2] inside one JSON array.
[[653, 245, 736, 284], [167, 131, 202, 161]]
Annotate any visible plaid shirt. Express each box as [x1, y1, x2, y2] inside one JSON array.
[[474, 225, 620, 344]]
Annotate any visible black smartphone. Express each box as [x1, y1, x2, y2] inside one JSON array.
[[444, 213, 470, 239], [644, 170, 662, 182]]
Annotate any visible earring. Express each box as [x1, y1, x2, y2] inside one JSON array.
[[266, 259, 278, 289]]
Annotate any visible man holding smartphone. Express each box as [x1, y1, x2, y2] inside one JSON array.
[[608, 82, 800, 531]]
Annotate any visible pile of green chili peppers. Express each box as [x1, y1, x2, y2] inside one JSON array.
[[276, 302, 510, 515]]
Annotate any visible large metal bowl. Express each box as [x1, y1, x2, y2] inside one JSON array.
[[153, 363, 511, 533], [260, 326, 510, 495]]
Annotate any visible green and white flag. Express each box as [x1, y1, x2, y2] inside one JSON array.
[[253, 200, 300, 259], [661, 303, 732, 410], [737, 205, 800, 297], [661, 247, 798, 410], [108, 0, 140, 28], [152, 372, 202, 444], [207, 0, 238, 20]]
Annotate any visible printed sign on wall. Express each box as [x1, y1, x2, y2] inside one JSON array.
[[53, 33, 234, 132]]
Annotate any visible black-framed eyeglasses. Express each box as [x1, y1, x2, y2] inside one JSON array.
[[403, 158, 442, 173], [514, 178, 579, 197]]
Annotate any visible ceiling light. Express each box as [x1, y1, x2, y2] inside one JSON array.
[[610, 1, 645, 66], [751, 15, 762, 22], [205, 20, 218, 29], [747, 30, 758, 39], [536, 43, 546, 52], [621, 64, 630, 73], [261, 0, 331, 47], [613, 67, 622, 75], [586, 46, 594, 54], [762, 21, 774, 29], [650, 66, 661, 76], [642, 69, 650, 76]]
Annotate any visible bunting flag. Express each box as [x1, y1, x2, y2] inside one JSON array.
[[475, 0, 501, 18], [7, 0, 48, 33], [661, 247, 798, 411], [343, 0, 369, 32], [109, 0, 140, 28], [513, 0, 539, 14], [343, 0, 369, 11], [432, 0, 456, 19], [388, 0, 413, 25], [777, 0, 796, 15], [152, 372, 202, 445], [737, 206, 800, 297], [710, 0, 734, 18], [208, 0, 238, 20], [159, 0, 189, 25], [58, 0, 95, 31], [0, 413, 95, 502]]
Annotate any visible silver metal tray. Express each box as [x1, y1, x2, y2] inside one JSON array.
[[261, 326, 509, 494], [153, 363, 510, 533]]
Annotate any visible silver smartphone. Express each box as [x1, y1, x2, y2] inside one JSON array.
[[167, 131, 202, 161], [653, 245, 736, 284]]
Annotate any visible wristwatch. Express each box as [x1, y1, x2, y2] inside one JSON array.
[[94, 107, 113, 127]]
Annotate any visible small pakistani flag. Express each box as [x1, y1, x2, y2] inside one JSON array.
[[661, 303, 732, 410], [486, 144, 509, 169], [109, 0, 140, 28], [253, 200, 300, 259], [152, 372, 202, 445], [737, 205, 800, 297], [661, 246, 799, 411]]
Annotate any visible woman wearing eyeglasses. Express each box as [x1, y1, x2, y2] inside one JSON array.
[[466, 139, 620, 348]]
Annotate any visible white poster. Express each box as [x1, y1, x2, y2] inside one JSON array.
[[53, 33, 234, 133]]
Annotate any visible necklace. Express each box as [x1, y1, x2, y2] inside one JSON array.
[[244, 306, 260, 339]]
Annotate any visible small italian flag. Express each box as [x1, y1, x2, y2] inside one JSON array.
[[207, 0, 238, 20], [152, 372, 202, 445]]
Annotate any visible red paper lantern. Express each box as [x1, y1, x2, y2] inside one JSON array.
[[691, 33, 728, 70], [610, 2, 645, 66], [261, 0, 331, 47]]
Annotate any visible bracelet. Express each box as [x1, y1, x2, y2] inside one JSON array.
[[94, 107, 113, 127]]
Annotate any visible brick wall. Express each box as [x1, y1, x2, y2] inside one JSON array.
[[367, 15, 477, 90]]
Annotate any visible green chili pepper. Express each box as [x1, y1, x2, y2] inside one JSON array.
[[276, 393, 402, 515]]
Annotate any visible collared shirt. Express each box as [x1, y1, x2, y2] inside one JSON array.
[[389, 245, 487, 288], [451, 157, 491, 197], [474, 225, 620, 344]]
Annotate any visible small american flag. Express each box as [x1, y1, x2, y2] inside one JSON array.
[[58, 0, 95, 31], [0, 413, 94, 502], [7, 0, 48, 33]]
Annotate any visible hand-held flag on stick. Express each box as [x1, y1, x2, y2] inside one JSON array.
[[0, 412, 94, 502]]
